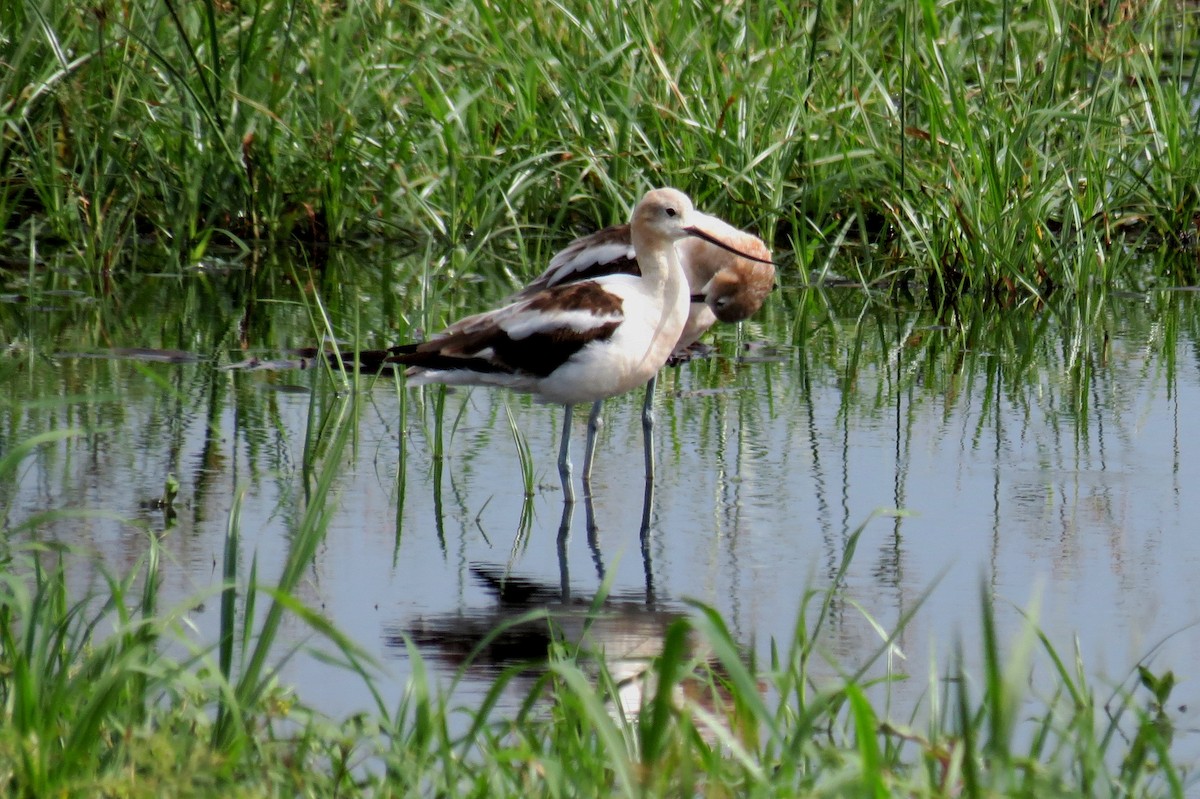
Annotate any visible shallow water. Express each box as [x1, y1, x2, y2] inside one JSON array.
[[3, 252, 1200, 754]]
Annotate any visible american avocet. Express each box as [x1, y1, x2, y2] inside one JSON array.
[[520, 219, 774, 357], [383, 188, 771, 502], [516, 216, 774, 487]]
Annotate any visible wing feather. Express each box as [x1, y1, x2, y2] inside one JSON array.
[[390, 282, 625, 378], [518, 224, 639, 297]]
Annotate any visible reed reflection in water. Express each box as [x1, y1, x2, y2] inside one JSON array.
[[5, 270, 1200, 756]]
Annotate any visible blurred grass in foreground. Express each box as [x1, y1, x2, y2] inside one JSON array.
[[0, 421, 1189, 797]]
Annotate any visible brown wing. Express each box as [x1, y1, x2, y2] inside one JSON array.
[[389, 281, 626, 378]]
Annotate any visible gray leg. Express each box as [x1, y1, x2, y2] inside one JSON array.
[[557, 500, 573, 600], [582, 400, 603, 491], [558, 404, 575, 504], [640, 478, 656, 604], [642, 374, 657, 484]]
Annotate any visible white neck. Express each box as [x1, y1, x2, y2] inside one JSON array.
[[631, 231, 683, 292], [631, 232, 690, 354]]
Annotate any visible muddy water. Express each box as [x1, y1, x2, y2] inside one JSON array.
[[3, 258, 1199, 751]]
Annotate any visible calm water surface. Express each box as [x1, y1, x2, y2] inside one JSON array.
[[3, 254, 1199, 753]]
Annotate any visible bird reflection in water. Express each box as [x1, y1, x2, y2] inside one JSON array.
[[388, 487, 760, 727]]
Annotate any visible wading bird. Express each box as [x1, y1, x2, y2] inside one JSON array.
[[515, 214, 774, 488], [383, 188, 773, 502]]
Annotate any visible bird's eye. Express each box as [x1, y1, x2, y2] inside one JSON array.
[[665, 207, 678, 217]]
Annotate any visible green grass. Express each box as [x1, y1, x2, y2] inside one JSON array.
[[2, 0, 1198, 295]]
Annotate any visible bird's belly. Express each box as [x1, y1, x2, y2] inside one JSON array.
[[537, 314, 680, 405]]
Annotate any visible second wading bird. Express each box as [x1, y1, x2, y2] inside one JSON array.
[[382, 188, 772, 502]]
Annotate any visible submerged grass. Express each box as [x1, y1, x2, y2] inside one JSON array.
[[2, 0, 1198, 295]]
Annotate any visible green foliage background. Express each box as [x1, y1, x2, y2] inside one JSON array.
[[3, 0, 1197, 292]]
